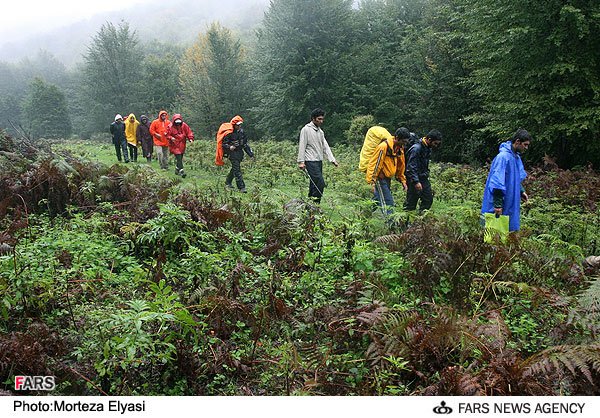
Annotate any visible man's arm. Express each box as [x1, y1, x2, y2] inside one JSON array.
[[297, 127, 307, 169]]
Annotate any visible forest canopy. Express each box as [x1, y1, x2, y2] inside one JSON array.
[[0, 0, 599, 168]]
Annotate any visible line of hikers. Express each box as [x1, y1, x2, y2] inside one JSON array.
[[297, 108, 532, 233], [111, 108, 532, 232], [110, 112, 195, 178]]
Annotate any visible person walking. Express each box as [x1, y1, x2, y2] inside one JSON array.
[[481, 128, 532, 231], [150, 110, 170, 170], [223, 115, 254, 192], [166, 113, 194, 178], [124, 113, 140, 162], [136, 115, 153, 162], [297, 108, 338, 203], [109, 114, 128, 163], [403, 129, 442, 212], [366, 127, 410, 215]]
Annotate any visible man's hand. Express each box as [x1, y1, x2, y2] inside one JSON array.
[[298, 162, 305, 170], [230, 145, 235, 151], [415, 182, 423, 192], [332, 160, 339, 167], [402, 182, 408, 192], [521, 192, 529, 202], [370, 182, 375, 193], [155, 134, 161, 139], [494, 207, 503, 217]]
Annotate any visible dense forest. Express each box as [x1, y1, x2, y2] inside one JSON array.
[[1, 0, 599, 167], [1, 0, 600, 397]]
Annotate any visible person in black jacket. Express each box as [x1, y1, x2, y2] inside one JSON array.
[[223, 119, 254, 193], [403, 129, 442, 212], [136, 115, 153, 163], [110, 114, 129, 163]]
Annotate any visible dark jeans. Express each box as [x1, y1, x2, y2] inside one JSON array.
[[127, 143, 137, 162], [174, 154, 184, 172], [226, 157, 245, 190], [374, 178, 395, 215], [305, 161, 325, 203], [404, 177, 433, 212], [114, 140, 129, 162]]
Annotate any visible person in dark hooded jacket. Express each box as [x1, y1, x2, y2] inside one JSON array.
[[223, 115, 254, 192], [136, 115, 153, 162], [166, 114, 194, 178], [110, 114, 128, 163]]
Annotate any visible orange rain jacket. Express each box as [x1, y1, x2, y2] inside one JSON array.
[[149, 110, 170, 147]]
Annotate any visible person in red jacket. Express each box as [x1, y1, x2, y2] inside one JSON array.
[[166, 113, 194, 178], [149, 110, 170, 170]]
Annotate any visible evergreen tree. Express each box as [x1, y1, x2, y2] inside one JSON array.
[[252, 0, 355, 141], [178, 23, 250, 136], [81, 21, 145, 132], [457, 0, 600, 167], [21, 77, 71, 139]]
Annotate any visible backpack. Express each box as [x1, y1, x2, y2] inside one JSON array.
[[215, 122, 234, 166], [358, 126, 393, 172]]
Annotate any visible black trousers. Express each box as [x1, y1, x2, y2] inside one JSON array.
[[174, 154, 184, 171], [404, 177, 433, 211], [226, 157, 245, 190], [127, 143, 137, 162], [305, 161, 325, 203]]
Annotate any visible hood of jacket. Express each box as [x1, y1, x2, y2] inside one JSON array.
[[230, 115, 244, 125], [158, 110, 169, 120], [499, 140, 514, 155], [172, 113, 183, 123]]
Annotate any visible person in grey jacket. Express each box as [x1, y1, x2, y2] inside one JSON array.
[[403, 129, 442, 212], [297, 108, 338, 203]]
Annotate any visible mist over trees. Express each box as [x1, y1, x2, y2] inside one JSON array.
[[0, 0, 599, 167]]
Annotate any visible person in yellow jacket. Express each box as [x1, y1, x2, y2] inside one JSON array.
[[366, 127, 411, 215], [124, 113, 140, 162]]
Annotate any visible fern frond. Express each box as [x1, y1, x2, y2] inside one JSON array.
[[523, 344, 600, 385]]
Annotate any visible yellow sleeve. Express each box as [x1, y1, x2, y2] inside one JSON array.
[[395, 151, 406, 185]]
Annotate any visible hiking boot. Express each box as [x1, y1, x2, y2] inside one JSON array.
[[175, 168, 181, 176], [180, 169, 187, 178], [240, 188, 247, 193], [225, 183, 234, 190]]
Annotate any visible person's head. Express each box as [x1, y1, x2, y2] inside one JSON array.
[[394, 127, 411, 147], [230, 115, 244, 131], [129, 114, 135, 122], [425, 129, 442, 149], [159, 111, 167, 121], [140, 115, 148, 123], [511, 128, 532, 154], [311, 108, 325, 127], [115, 114, 123, 122]]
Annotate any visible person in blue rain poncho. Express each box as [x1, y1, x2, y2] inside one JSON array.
[[481, 129, 532, 231]]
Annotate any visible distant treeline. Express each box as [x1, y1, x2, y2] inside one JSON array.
[[1, 0, 598, 168]]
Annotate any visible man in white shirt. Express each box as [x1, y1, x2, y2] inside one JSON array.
[[297, 108, 339, 203]]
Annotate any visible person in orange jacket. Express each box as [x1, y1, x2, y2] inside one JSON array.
[[366, 127, 410, 216], [166, 114, 194, 178], [149, 110, 170, 169]]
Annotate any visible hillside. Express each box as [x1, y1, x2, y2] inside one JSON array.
[[1, 134, 599, 395]]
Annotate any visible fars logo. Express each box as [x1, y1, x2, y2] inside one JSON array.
[[15, 376, 56, 391]]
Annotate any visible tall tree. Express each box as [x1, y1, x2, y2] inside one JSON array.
[[81, 21, 145, 132], [252, 0, 355, 141], [21, 77, 71, 139], [457, 0, 600, 167], [178, 23, 250, 136]]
